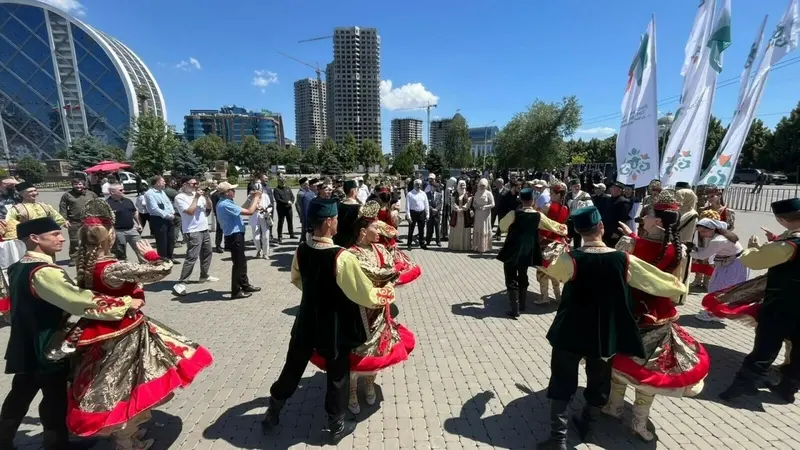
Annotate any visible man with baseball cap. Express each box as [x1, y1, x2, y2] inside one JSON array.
[[215, 182, 263, 299]]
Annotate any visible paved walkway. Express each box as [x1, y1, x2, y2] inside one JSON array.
[[1, 204, 798, 449]]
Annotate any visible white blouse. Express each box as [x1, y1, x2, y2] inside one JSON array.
[[691, 234, 743, 260]]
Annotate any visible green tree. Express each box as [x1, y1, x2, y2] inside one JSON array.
[[130, 112, 179, 178], [702, 115, 727, 170], [263, 143, 281, 167], [357, 139, 383, 169], [15, 156, 46, 183], [740, 118, 773, 168], [226, 163, 239, 183], [225, 142, 244, 167], [275, 145, 303, 167], [495, 96, 582, 170], [191, 135, 225, 168], [425, 150, 445, 177], [766, 102, 800, 172], [389, 148, 415, 175], [60, 136, 126, 171], [444, 115, 472, 168], [170, 141, 205, 177], [320, 147, 343, 175], [302, 144, 321, 172], [337, 132, 358, 171], [240, 136, 270, 174]]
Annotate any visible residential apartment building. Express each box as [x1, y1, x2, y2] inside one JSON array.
[[294, 78, 327, 150], [184, 105, 285, 145], [329, 27, 381, 147], [429, 118, 452, 151], [390, 118, 423, 156]]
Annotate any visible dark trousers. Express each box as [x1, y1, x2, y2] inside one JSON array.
[[0, 371, 69, 449], [139, 213, 150, 235], [503, 264, 529, 291], [441, 205, 451, 239], [67, 222, 79, 261], [407, 210, 426, 248], [740, 316, 800, 380], [225, 232, 250, 295], [425, 213, 440, 245], [547, 348, 612, 407], [568, 220, 582, 248], [277, 208, 294, 239], [270, 336, 350, 421], [149, 216, 175, 260], [214, 222, 224, 249]]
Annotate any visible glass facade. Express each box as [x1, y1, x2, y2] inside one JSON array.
[[0, 1, 165, 158], [184, 106, 284, 146]]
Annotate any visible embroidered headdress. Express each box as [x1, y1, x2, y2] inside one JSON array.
[[653, 189, 680, 212], [359, 201, 381, 221], [81, 198, 115, 227]]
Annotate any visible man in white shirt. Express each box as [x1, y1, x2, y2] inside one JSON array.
[[533, 180, 551, 211], [405, 179, 430, 250], [173, 177, 218, 296], [356, 177, 370, 204], [424, 173, 436, 193]]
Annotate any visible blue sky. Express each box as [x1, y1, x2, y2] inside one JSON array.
[[46, 0, 800, 153]]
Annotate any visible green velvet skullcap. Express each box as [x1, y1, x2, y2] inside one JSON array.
[[343, 180, 358, 191], [571, 206, 602, 230], [771, 198, 800, 215], [520, 188, 534, 201], [308, 197, 338, 220]]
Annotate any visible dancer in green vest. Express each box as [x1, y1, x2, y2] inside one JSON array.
[[262, 197, 395, 444], [536, 206, 687, 450], [496, 188, 568, 318], [0, 218, 140, 450], [719, 198, 800, 404]]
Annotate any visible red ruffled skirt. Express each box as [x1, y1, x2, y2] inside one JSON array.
[[393, 249, 421, 285], [66, 318, 213, 437], [0, 297, 9, 327], [702, 274, 766, 325], [311, 304, 415, 374], [691, 261, 714, 277], [612, 322, 709, 397]]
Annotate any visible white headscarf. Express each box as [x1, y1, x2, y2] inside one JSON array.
[[478, 178, 489, 190], [457, 180, 467, 195], [697, 218, 728, 230]]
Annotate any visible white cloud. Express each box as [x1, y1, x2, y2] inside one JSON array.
[[252, 70, 279, 93], [380, 80, 439, 111], [574, 127, 617, 138], [40, 0, 86, 15], [175, 57, 202, 71]]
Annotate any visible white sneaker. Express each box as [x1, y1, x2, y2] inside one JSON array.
[[172, 283, 187, 296], [199, 276, 219, 283], [695, 310, 722, 322]]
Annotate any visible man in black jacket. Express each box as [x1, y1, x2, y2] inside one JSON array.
[[601, 181, 631, 247], [273, 178, 295, 243], [496, 182, 521, 240]]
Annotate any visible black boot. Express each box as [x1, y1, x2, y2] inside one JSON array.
[[41, 429, 69, 450], [537, 400, 569, 450], [506, 290, 520, 319], [766, 378, 798, 404], [261, 397, 285, 432], [519, 289, 528, 312], [719, 372, 759, 402], [571, 405, 598, 442], [328, 416, 357, 445]]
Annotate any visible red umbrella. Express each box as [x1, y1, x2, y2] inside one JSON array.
[[85, 161, 131, 173]]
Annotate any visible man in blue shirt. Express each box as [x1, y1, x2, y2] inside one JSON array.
[[215, 182, 262, 299], [144, 175, 177, 262], [298, 178, 318, 243]]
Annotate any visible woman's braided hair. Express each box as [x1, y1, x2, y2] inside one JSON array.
[[652, 190, 684, 274], [75, 199, 115, 290]]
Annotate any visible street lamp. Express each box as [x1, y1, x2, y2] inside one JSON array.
[[483, 120, 496, 172]]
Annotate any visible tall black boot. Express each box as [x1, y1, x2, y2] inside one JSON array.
[[572, 405, 599, 442], [261, 397, 285, 432], [719, 371, 759, 402], [536, 400, 569, 450], [766, 377, 798, 404], [506, 289, 520, 319], [328, 415, 357, 445], [519, 289, 528, 312]]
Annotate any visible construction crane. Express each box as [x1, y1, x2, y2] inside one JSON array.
[[298, 35, 332, 43], [278, 51, 327, 140], [394, 103, 438, 148]]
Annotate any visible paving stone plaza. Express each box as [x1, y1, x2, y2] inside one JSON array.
[[1, 190, 798, 450]]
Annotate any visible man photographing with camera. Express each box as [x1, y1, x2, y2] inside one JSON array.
[[173, 177, 219, 296]]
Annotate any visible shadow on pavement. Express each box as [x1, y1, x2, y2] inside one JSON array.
[[143, 410, 184, 450], [443, 383, 656, 449], [451, 290, 554, 320], [692, 343, 790, 412], [203, 373, 381, 448], [270, 253, 293, 272], [676, 314, 726, 330], [282, 305, 299, 316], [173, 289, 227, 303]]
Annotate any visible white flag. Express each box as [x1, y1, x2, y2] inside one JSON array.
[[700, 0, 799, 188], [737, 16, 768, 109], [660, 0, 727, 186], [616, 16, 660, 188]]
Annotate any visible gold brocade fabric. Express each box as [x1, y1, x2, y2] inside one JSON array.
[[714, 274, 767, 308], [346, 244, 401, 359]]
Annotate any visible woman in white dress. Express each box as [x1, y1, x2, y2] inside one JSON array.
[[448, 180, 473, 252], [471, 178, 495, 253], [249, 182, 273, 259]]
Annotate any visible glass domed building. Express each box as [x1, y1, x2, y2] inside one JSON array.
[[0, 0, 166, 158]]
